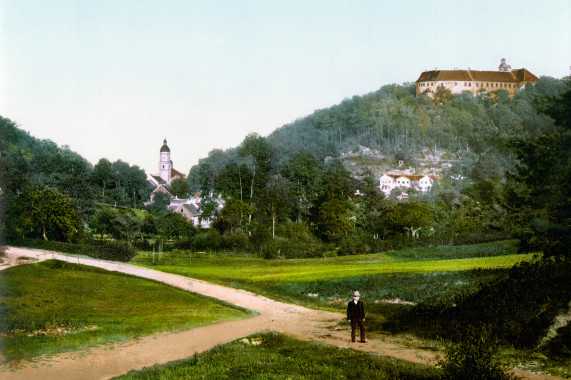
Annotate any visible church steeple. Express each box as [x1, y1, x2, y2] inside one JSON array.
[[159, 139, 172, 183]]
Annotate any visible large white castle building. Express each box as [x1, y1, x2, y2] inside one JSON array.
[[416, 59, 538, 99]]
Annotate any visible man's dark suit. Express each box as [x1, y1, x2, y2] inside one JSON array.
[[347, 300, 366, 342]]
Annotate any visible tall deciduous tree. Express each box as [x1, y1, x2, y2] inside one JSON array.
[[170, 178, 190, 198], [7, 188, 82, 242]]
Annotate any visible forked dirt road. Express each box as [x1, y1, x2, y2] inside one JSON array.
[[0, 247, 564, 380]]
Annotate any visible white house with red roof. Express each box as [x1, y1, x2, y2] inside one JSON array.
[[380, 173, 437, 197]]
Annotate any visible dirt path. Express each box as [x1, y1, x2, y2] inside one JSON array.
[[0, 247, 564, 380]]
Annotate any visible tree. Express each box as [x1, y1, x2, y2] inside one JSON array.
[[282, 153, 322, 223], [156, 213, 194, 241], [0, 151, 31, 196], [90, 206, 117, 239], [504, 82, 571, 257], [91, 158, 116, 197], [7, 188, 82, 242], [434, 85, 453, 104], [169, 178, 190, 198], [258, 174, 293, 238], [317, 198, 353, 241], [109, 209, 143, 242], [384, 201, 435, 237]]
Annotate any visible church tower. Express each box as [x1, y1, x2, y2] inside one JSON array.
[[159, 139, 172, 184]]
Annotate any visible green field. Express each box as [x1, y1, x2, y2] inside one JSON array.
[[132, 241, 533, 314], [0, 260, 253, 362]]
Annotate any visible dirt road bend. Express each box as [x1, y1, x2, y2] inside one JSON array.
[[0, 247, 563, 380]]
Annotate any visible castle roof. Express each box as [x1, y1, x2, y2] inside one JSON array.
[[416, 68, 538, 84]]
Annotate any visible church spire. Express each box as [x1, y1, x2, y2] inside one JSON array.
[[159, 138, 172, 183]]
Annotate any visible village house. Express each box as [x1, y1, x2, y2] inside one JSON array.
[[147, 139, 221, 228], [416, 59, 538, 99], [379, 173, 438, 198]]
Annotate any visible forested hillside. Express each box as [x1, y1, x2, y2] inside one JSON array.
[[186, 76, 570, 257], [1, 76, 569, 259]]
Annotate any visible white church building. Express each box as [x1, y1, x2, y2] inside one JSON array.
[[147, 139, 221, 228]]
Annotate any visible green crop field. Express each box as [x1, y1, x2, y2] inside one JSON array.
[[0, 260, 253, 362], [132, 241, 534, 314]]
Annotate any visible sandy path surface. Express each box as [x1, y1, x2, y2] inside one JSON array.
[[0, 247, 564, 380]]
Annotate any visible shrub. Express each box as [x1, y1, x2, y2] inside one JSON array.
[[392, 256, 571, 349], [222, 230, 250, 251], [13, 239, 136, 262], [438, 327, 517, 380], [191, 229, 222, 252], [337, 234, 371, 256]]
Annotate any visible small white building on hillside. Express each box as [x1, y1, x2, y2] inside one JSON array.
[[380, 173, 437, 197]]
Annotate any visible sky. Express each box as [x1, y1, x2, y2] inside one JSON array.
[[1, 0, 570, 176]]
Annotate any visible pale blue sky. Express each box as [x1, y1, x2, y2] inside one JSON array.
[[1, 0, 570, 175]]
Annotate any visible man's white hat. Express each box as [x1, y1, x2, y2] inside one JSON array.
[[353, 291, 360, 297]]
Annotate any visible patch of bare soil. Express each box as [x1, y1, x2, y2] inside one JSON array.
[[0, 247, 565, 380]]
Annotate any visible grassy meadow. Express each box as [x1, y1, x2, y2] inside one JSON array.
[[0, 260, 253, 362], [132, 241, 533, 317], [116, 332, 443, 380]]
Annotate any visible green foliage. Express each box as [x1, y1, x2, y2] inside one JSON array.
[[434, 85, 453, 104], [14, 239, 136, 262], [504, 79, 571, 258], [6, 187, 83, 242], [394, 257, 571, 349], [117, 332, 441, 380], [169, 177, 190, 198], [438, 328, 517, 380]]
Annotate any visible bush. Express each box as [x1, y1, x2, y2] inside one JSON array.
[[222, 230, 250, 251], [337, 234, 371, 256], [13, 239, 136, 262], [392, 256, 571, 349], [191, 229, 222, 252], [438, 327, 517, 380]]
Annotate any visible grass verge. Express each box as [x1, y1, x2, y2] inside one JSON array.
[[115, 332, 442, 379], [0, 260, 253, 362]]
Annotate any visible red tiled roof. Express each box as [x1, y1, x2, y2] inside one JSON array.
[[417, 70, 472, 82], [416, 69, 537, 84], [171, 168, 186, 179], [385, 174, 438, 181]]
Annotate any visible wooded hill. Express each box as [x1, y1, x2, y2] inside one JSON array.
[[1, 76, 569, 258]]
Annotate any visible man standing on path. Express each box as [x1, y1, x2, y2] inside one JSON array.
[[347, 291, 366, 343]]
